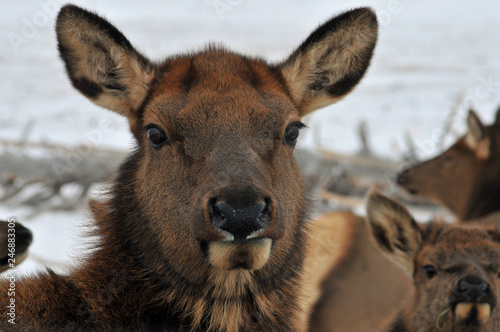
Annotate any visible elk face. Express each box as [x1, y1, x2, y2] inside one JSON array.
[[367, 192, 500, 331], [56, 5, 377, 272], [414, 228, 499, 329]]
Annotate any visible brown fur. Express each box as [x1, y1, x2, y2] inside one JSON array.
[[302, 211, 356, 320], [398, 107, 500, 221], [304, 211, 411, 332], [0, 5, 378, 331], [367, 192, 500, 332]]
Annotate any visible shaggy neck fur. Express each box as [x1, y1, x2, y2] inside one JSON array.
[[78, 151, 309, 331]]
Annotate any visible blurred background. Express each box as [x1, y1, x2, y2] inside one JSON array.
[[1, 0, 500, 274]]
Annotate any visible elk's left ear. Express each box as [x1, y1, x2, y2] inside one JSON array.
[[465, 109, 490, 159], [366, 190, 422, 274], [279, 8, 378, 116]]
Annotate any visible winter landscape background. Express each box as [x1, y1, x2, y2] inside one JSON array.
[[1, 0, 500, 273]]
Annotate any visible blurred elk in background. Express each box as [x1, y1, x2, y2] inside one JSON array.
[[367, 191, 500, 332], [398, 107, 500, 222]]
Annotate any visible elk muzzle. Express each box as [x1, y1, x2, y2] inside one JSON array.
[[198, 184, 281, 271], [210, 199, 271, 240], [451, 275, 496, 325]]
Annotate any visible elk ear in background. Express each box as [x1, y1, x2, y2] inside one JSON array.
[[465, 109, 490, 159], [366, 191, 422, 274]]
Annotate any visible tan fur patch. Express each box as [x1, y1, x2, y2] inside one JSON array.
[[208, 238, 272, 271], [302, 211, 354, 318], [477, 303, 492, 324], [455, 302, 474, 320]]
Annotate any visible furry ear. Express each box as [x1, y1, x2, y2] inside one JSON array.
[[465, 109, 490, 159], [279, 8, 378, 116], [56, 5, 155, 125], [366, 191, 422, 274]]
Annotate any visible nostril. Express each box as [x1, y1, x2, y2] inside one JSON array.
[[457, 278, 490, 302], [209, 197, 271, 240], [458, 279, 469, 292], [209, 198, 226, 230], [216, 201, 266, 221]]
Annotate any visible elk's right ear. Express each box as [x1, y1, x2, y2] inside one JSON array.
[[366, 191, 422, 274], [56, 5, 155, 126], [279, 8, 378, 116], [465, 110, 490, 159]]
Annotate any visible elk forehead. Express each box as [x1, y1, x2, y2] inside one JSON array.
[[418, 226, 500, 267], [142, 51, 298, 156]]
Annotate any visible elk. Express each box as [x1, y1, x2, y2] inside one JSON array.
[[305, 211, 411, 332], [0, 220, 32, 273], [0, 4, 378, 331], [398, 108, 500, 221], [367, 191, 500, 332]]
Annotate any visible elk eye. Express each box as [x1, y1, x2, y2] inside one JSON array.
[[424, 264, 437, 279], [284, 122, 305, 145], [146, 125, 169, 149]]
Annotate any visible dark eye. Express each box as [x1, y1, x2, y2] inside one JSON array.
[[146, 125, 169, 149], [284, 122, 305, 145], [424, 264, 437, 279]]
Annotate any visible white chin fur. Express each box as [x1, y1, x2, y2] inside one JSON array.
[[208, 238, 272, 271], [455, 302, 491, 324]]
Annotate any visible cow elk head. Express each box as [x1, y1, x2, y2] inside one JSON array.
[[367, 191, 500, 331], [56, 5, 378, 272], [397, 107, 500, 221]]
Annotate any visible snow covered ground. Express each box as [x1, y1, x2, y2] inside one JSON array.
[[1, 0, 500, 273]]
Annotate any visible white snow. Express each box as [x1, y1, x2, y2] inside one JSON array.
[[1, 0, 500, 273]]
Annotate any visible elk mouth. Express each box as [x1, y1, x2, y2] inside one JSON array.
[[453, 302, 492, 326], [450, 296, 496, 326], [205, 238, 273, 271]]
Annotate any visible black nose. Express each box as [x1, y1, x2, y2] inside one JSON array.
[[210, 199, 271, 240], [457, 276, 490, 302]]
